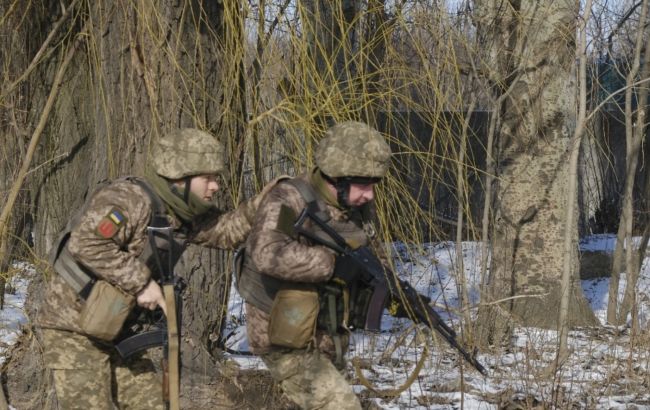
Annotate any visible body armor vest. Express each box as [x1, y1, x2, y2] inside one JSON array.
[[236, 178, 370, 314]]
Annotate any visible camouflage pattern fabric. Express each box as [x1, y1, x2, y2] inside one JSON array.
[[39, 178, 271, 332], [315, 121, 391, 179], [244, 171, 375, 357], [37, 172, 277, 407], [262, 349, 362, 410], [41, 328, 162, 410], [150, 128, 226, 179], [246, 300, 349, 357]]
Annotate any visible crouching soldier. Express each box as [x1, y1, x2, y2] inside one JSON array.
[[37, 128, 272, 410], [237, 121, 393, 410]]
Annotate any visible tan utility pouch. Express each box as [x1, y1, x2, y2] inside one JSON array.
[[268, 287, 319, 349], [78, 281, 135, 341]]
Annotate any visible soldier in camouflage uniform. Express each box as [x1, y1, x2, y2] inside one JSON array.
[[239, 121, 392, 410], [37, 128, 272, 410]]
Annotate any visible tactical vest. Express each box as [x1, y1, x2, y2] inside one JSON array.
[[50, 177, 187, 299], [236, 177, 371, 319]]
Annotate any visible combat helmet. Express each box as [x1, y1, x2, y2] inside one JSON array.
[[150, 128, 225, 179], [315, 121, 391, 180]]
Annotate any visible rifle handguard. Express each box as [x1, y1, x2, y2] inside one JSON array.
[[292, 204, 490, 376]]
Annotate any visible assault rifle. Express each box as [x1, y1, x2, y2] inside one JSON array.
[[293, 206, 488, 376], [115, 225, 184, 410]]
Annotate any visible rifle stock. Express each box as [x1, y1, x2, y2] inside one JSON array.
[[294, 208, 488, 376]]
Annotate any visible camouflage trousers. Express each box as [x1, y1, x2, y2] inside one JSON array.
[[262, 349, 362, 410], [41, 328, 163, 410]]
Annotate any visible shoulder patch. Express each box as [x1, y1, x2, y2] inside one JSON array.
[[96, 208, 128, 238]]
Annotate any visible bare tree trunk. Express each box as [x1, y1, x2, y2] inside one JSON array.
[[246, 0, 292, 191], [456, 94, 476, 339], [1, 2, 238, 404], [0, 18, 85, 308], [300, 0, 357, 128], [361, 0, 400, 126], [558, 0, 592, 364], [616, 3, 650, 326], [474, 0, 597, 345], [607, 219, 626, 323]]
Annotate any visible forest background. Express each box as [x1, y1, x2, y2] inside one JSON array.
[[1, 0, 650, 408]]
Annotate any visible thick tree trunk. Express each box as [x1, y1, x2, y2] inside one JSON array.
[[474, 0, 597, 345], [0, 1, 244, 404]]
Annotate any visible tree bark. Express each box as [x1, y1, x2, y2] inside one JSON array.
[[609, 0, 650, 326], [558, 0, 593, 363], [474, 0, 598, 345], [1, 2, 242, 402]]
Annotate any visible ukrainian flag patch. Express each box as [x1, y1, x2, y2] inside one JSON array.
[[108, 209, 125, 224], [96, 207, 127, 238]]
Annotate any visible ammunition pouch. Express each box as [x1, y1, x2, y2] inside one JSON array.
[[317, 283, 346, 333], [51, 243, 135, 341], [268, 287, 319, 349], [235, 251, 319, 349], [78, 280, 135, 341], [318, 278, 388, 334]]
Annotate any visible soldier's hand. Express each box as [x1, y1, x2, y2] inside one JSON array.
[[136, 279, 168, 316], [332, 254, 360, 284]]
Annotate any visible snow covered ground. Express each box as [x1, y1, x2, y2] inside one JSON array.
[[0, 262, 32, 366], [224, 234, 650, 409], [5, 234, 650, 409]]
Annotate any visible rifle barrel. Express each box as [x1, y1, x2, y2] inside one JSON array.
[[294, 206, 489, 376]]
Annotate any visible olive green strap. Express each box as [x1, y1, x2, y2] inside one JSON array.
[[53, 245, 94, 297], [325, 292, 345, 367]]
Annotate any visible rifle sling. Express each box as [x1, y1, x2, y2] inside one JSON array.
[[53, 245, 95, 299], [163, 284, 180, 410]]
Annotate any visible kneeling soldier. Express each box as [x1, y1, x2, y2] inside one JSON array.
[[38, 128, 271, 409], [239, 121, 392, 410]]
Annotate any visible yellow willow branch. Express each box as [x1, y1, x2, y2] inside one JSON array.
[[0, 0, 81, 101], [0, 23, 86, 265]]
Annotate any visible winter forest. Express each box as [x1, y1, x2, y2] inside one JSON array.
[[2, 0, 650, 408]]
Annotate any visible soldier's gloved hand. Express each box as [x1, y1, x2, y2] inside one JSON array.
[[332, 254, 360, 284]]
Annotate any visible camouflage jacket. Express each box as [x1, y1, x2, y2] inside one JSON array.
[[38, 178, 268, 333], [244, 170, 381, 356]]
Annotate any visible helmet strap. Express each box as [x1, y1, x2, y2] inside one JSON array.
[[335, 180, 351, 208], [321, 171, 351, 208], [182, 177, 192, 204]]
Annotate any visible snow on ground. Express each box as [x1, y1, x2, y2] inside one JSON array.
[[224, 235, 650, 409], [0, 262, 32, 366], [6, 235, 650, 408]]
